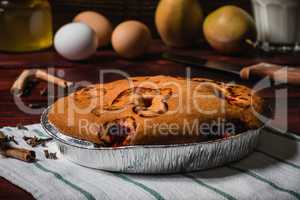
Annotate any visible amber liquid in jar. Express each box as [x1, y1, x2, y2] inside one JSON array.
[[0, 0, 53, 52]]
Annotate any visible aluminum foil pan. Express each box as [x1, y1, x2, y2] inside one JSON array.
[[41, 107, 261, 174]]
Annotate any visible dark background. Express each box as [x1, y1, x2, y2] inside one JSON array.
[[51, 0, 252, 35]]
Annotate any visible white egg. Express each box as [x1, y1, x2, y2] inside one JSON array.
[[54, 22, 98, 60]]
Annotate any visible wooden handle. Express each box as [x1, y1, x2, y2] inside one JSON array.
[[240, 63, 300, 86]]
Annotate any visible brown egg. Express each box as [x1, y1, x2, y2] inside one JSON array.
[[74, 11, 113, 48], [112, 20, 152, 59]]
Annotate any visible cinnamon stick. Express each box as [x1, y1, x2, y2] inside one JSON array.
[[2, 147, 36, 162], [10, 69, 74, 96], [0, 131, 36, 162]]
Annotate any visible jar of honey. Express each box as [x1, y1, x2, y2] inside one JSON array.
[[0, 0, 53, 52]]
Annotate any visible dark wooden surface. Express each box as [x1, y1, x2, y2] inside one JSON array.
[[0, 40, 300, 199]]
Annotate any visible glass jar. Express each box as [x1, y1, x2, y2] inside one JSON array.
[[0, 0, 53, 52]]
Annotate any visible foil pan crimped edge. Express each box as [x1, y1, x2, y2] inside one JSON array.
[[41, 107, 261, 174]]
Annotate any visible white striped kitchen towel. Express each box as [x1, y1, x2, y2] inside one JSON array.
[[0, 124, 299, 200]]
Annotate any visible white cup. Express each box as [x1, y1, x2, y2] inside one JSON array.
[[252, 0, 300, 51]]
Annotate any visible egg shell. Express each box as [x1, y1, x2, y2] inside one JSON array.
[[74, 11, 113, 48], [112, 20, 152, 59], [54, 22, 98, 61]]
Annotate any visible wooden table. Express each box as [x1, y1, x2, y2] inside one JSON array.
[[0, 41, 300, 199]]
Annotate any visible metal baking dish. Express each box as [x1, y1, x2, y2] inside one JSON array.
[[41, 107, 261, 174]]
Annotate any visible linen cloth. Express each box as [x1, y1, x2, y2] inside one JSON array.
[[0, 124, 299, 200]]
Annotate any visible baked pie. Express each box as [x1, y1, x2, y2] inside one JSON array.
[[48, 76, 264, 146]]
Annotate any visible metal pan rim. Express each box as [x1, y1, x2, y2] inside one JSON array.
[[41, 106, 262, 150]]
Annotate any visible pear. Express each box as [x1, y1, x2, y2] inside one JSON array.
[[203, 5, 256, 54], [155, 0, 204, 47]]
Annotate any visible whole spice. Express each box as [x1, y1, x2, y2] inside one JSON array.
[[44, 150, 57, 160], [23, 136, 52, 147]]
